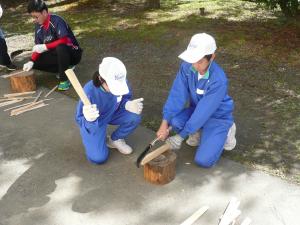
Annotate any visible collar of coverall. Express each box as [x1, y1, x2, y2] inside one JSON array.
[[190, 65, 210, 79]]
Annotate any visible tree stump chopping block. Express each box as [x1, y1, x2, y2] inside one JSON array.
[[144, 150, 177, 185], [10, 70, 36, 93]]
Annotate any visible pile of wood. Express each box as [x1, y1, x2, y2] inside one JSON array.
[[0, 85, 57, 116]]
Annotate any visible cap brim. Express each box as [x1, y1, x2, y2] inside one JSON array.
[[106, 79, 129, 96], [178, 50, 205, 64]]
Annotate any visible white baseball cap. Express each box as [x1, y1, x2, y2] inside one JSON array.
[[178, 33, 217, 63], [99, 57, 129, 96], [0, 5, 3, 19]]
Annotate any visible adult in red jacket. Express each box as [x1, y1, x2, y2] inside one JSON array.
[[23, 0, 82, 91]]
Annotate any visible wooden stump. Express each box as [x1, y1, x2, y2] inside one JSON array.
[[144, 150, 177, 185], [10, 70, 36, 93]]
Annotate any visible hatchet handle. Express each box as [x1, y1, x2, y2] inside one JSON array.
[[65, 69, 91, 106]]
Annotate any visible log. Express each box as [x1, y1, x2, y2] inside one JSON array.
[[143, 150, 176, 185], [9, 70, 36, 93]]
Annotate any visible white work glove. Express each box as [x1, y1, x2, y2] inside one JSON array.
[[23, 61, 34, 71], [83, 104, 99, 122], [32, 44, 48, 53], [125, 98, 144, 114], [166, 134, 184, 150]]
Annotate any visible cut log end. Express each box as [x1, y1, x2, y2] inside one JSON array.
[[10, 70, 36, 93], [143, 150, 177, 185]]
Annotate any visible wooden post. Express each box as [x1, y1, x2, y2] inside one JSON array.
[[10, 70, 36, 93], [143, 150, 177, 185]]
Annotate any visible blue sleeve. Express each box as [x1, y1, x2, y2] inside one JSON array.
[[179, 81, 227, 138], [34, 27, 43, 44], [163, 64, 189, 123]]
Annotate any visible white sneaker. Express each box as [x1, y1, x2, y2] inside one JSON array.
[[186, 131, 200, 147], [224, 123, 236, 151], [107, 136, 133, 155]]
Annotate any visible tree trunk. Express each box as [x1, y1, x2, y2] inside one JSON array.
[[145, 0, 160, 9]]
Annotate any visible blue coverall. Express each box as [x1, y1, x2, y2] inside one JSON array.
[[163, 61, 234, 168], [75, 81, 141, 164]]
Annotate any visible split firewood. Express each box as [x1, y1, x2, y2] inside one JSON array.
[[33, 91, 43, 103], [44, 85, 58, 98], [218, 197, 241, 225], [4, 98, 53, 112], [10, 100, 43, 115], [0, 70, 25, 78], [180, 206, 209, 225], [3, 91, 36, 98], [0, 99, 23, 108], [10, 102, 49, 116]]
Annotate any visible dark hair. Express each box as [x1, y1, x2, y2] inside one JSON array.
[[204, 54, 213, 61], [27, 0, 48, 13], [92, 71, 106, 88]]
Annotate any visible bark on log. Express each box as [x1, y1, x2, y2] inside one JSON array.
[[144, 150, 176, 185], [10, 70, 36, 93]]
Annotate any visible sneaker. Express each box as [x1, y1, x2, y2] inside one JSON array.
[[107, 136, 133, 155], [224, 123, 237, 151], [0, 63, 17, 71], [186, 131, 200, 147], [58, 80, 71, 91]]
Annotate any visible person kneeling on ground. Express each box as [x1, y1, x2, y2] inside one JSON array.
[[0, 4, 17, 71], [156, 33, 236, 168], [75, 57, 144, 164], [23, 0, 82, 91]]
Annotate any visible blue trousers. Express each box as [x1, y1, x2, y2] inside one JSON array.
[[170, 108, 233, 168], [80, 107, 141, 164]]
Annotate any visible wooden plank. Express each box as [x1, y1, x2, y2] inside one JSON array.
[[44, 85, 58, 98], [140, 143, 171, 166], [180, 206, 209, 225]]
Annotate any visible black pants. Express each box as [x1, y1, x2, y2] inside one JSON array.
[[0, 38, 12, 66], [33, 44, 82, 81]]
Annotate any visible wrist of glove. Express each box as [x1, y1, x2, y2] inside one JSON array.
[[32, 44, 48, 53], [125, 98, 144, 115], [166, 134, 184, 150], [83, 104, 100, 122], [23, 61, 34, 71]]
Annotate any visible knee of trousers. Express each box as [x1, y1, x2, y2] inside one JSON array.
[[86, 150, 109, 164], [194, 153, 219, 168]]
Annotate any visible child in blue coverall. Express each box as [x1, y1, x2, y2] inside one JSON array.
[[156, 33, 236, 168], [75, 57, 143, 164]]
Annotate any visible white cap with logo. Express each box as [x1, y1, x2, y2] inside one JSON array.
[[178, 33, 217, 63], [99, 57, 129, 96]]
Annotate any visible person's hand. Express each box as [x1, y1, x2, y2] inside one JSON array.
[[83, 104, 99, 122], [32, 44, 47, 53], [0, 4, 3, 19], [156, 120, 170, 140], [23, 61, 34, 71], [166, 134, 184, 150], [125, 98, 143, 114]]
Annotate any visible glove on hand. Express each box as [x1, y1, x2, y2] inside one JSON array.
[[0, 5, 3, 19], [32, 44, 48, 53], [166, 134, 184, 150], [23, 61, 34, 71], [83, 104, 99, 122], [125, 98, 144, 114]]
